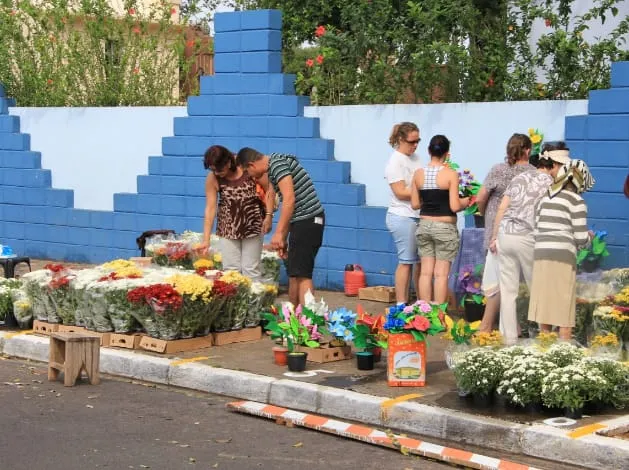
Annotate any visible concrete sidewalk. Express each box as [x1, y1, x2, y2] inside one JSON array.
[[1, 329, 628, 470]]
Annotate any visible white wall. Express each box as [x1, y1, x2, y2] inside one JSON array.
[[12, 100, 587, 211], [13, 106, 187, 211], [305, 100, 588, 206]]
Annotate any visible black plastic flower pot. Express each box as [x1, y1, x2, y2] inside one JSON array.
[[356, 351, 374, 371], [564, 407, 583, 420], [464, 301, 485, 323], [1, 309, 18, 328], [579, 258, 600, 273], [472, 393, 493, 408], [287, 352, 307, 372], [473, 215, 485, 228]]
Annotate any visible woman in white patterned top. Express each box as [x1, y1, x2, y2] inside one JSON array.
[[488, 143, 568, 343], [528, 159, 595, 340]]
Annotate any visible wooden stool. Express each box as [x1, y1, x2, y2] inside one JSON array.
[[48, 332, 101, 387]]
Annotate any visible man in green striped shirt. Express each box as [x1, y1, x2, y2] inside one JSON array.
[[237, 147, 325, 306]]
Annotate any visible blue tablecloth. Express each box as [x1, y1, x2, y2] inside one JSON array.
[[448, 228, 486, 295]]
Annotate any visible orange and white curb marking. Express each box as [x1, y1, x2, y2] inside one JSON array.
[[227, 400, 541, 470]]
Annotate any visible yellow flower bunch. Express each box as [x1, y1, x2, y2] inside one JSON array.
[[166, 274, 213, 303], [193, 258, 214, 270], [214, 253, 222, 263], [591, 333, 620, 348], [613, 287, 629, 306], [471, 330, 503, 347], [114, 266, 143, 278], [536, 331, 559, 349], [101, 259, 136, 271], [220, 270, 252, 288], [528, 127, 543, 144], [14, 300, 31, 309], [263, 284, 278, 295]]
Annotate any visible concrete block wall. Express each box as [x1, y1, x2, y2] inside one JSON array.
[[0, 11, 398, 288], [565, 61, 629, 268]]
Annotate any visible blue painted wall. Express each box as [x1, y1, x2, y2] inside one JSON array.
[[565, 61, 629, 268], [0, 9, 627, 289]]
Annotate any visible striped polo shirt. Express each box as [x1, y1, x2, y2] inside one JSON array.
[[268, 153, 323, 223], [533, 189, 590, 266]]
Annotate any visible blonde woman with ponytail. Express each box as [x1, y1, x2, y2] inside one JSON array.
[[384, 122, 422, 303]]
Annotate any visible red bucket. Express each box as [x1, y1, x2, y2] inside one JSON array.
[[344, 264, 366, 296]]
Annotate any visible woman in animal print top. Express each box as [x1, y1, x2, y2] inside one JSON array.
[[200, 145, 274, 280]]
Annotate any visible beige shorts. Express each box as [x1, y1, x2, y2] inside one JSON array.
[[416, 219, 460, 262]]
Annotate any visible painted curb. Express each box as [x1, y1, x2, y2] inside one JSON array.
[[1, 332, 627, 469], [227, 400, 543, 470]]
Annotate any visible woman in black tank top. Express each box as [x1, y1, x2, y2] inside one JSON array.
[[410, 135, 470, 304]]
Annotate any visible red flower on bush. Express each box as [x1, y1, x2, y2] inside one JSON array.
[[132, 26, 141, 34], [45, 263, 65, 273], [315, 25, 326, 37], [545, 18, 551, 27], [211, 280, 237, 298], [127, 284, 183, 312], [49, 276, 71, 290], [306, 58, 314, 67], [316, 54, 324, 65], [171, 7, 177, 15], [128, 7, 136, 15]]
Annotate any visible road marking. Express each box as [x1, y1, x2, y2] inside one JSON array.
[[227, 400, 542, 470], [567, 423, 606, 439], [170, 356, 209, 366], [3, 330, 33, 339], [380, 393, 423, 408]]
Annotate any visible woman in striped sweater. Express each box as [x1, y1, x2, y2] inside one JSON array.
[[528, 159, 595, 340]]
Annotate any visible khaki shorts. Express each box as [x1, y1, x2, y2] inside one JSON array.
[[416, 219, 460, 262]]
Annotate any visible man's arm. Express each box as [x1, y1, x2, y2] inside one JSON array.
[[271, 175, 295, 249]]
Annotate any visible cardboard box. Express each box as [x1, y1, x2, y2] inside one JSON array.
[[212, 326, 262, 346], [130, 257, 152, 268], [138, 334, 213, 354], [90, 331, 112, 347], [358, 286, 396, 303], [387, 333, 426, 387], [296, 345, 352, 363], [57, 325, 87, 334], [33, 320, 59, 336], [109, 333, 143, 349]]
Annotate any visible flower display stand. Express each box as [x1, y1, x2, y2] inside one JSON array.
[[109, 333, 144, 350], [212, 326, 262, 346], [138, 334, 213, 354], [387, 333, 426, 387], [33, 320, 59, 336], [296, 344, 352, 363]]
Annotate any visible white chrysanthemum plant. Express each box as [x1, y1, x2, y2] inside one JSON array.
[[453, 347, 507, 397], [541, 362, 608, 412], [496, 355, 555, 407]]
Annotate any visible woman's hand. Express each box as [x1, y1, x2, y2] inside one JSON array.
[[461, 197, 471, 208], [489, 238, 498, 254], [262, 214, 273, 234], [197, 241, 210, 254]]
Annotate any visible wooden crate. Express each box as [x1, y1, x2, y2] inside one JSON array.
[[57, 325, 87, 334], [138, 334, 213, 354], [212, 326, 262, 346], [33, 320, 59, 336], [296, 345, 352, 363], [89, 331, 112, 347], [109, 333, 143, 350], [358, 286, 396, 303]]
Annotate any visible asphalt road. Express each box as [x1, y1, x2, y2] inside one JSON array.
[[0, 357, 455, 470]]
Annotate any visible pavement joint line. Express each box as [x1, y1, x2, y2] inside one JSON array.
[[170, 356, 210, 366], [567, 423, 607, 439], [226, 400, 542, 470], [3, 330, 33, 339]]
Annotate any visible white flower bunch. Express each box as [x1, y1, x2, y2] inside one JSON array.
[[304, 289, 328, 319], [72, 268, 104, 289], [22, 269, 52, 286], [497, 355, 554, 406], [593, 305, 615, 319], [453, 347, 507, 396], [545, 342, 585, 367], [541, 362, 608, 410], [261, 249, 281, 261]]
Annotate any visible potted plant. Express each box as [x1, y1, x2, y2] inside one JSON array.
[[382, 301, 446, 387], [263, 303, 326, 372], [326, 307, 357, 347], [453, 347, 506, 406], [496, 355, 554, 411], [351, 320, 388, 371], [541, 363, 608, 419], [262, 305, 289, 366], [356, 306, 387, 362], [577, 230, 610, 273], [455, 264, 486, 322], [442, 318, 478, 370]]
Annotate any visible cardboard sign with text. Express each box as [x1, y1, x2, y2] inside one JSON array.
[[387, 333, 426, 387]]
